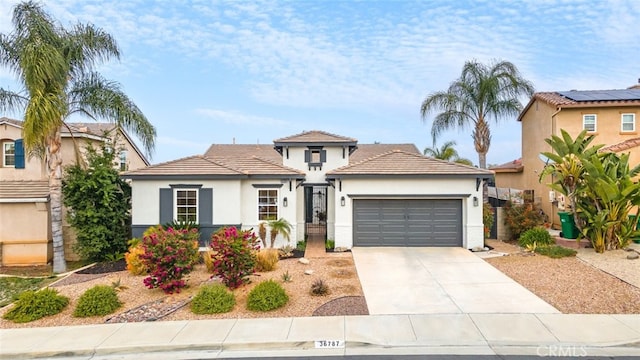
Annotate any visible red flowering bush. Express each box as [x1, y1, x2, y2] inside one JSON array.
[[140, 226, 200, 294], [210, 226, 260, 289]]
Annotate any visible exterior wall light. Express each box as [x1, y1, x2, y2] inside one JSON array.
[[283, 197, 288, 207], [340, 196, 346, 207], [473, 196, 479, 207]]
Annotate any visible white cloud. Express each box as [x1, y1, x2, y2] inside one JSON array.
[[195, 108, 289, 127]]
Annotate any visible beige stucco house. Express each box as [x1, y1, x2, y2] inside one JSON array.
[[124, 130, 493, 250], [492, 87, 640, 227], [0, 117, 149, 266]]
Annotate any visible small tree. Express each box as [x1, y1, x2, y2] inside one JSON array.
[[63, 142, 131, 262], [267, 218, 292, 248]]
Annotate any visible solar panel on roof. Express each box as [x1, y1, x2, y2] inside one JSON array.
[[559, 90, 640, 101]]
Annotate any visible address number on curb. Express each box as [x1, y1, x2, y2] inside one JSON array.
[[315, 340, 345, 348]]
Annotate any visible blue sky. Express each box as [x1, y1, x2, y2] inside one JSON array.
[[1, 0, 639, 166]]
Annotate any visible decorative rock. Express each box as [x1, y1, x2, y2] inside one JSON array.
[[298, 258, 310, 265], [334, 247, 349, 252], [304, 269, 314, 275], [627, 252, 639, 260], [471, 246, 484, 252]]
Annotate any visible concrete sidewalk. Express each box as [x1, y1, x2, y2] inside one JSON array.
[[2, 313, 640, 359]]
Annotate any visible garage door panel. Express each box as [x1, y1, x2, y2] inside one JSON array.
[[354, 199, 462, 247]]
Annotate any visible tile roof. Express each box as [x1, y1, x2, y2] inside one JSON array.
[[489, 158, 523, 172], [204, 144, 281, 162], [274, 130, 357, 144], [327, 150, 492, 177], [0, 181, 49, 200], [123, 155, 245, 176], [124, 151, 305, 178], [349, 144, 420, 163], [600, 137, 640, 153], [0, 117, 23, 127]]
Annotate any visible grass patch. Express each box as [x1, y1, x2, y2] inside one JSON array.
[[535, 245, 577, 258], [0, 277, 57, 307]]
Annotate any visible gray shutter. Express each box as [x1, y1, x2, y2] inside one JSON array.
[[304, 149, 310, 162], [320, 149, 327, 162], [159, 188, 173, 224], [199, 188, 213, 225]]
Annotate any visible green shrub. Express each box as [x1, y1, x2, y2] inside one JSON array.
[[74, 285, 122, 317], [310, 278, 329, 296], [62, 144, 131, 262], [247, 280, 289, 312], [325, 239, 335, 250], [3, 288, 69, 323], [503, 201, 545, 240], [518, 227, 555, 248], [191, 284, 235, 314], [535, 245, 577, 258], [296, 241, 306, 252], [255, 249, 279, 272]]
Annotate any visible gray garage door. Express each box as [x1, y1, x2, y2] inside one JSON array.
[[353, 199, 462, 247]]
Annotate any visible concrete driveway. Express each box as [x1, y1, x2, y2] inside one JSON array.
[[352, 247, 559, 315]]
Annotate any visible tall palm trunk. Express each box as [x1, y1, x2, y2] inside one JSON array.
[[48, 129, 66, 273]]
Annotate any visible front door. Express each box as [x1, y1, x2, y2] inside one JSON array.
[[304, 185, 327, 239]]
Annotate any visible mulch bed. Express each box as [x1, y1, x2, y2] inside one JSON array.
[[76, 259, 126, 274]]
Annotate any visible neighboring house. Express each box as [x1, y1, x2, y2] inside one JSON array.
[[123, 130, 492, 250], [492, 87, 640, 227], [0, 117, 149, 266]]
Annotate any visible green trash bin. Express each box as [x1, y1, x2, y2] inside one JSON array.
[[558, 212, 579, 239]]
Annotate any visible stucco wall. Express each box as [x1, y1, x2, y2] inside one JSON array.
[[332, 177, 484, 249], [130, 178, 299, 248], [0, 202, 51, 265], [282, 146, 349, 183]]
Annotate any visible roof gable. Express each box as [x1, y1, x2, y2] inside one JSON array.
[[327, 150, 492, 177], [274, 130, 357, 145]]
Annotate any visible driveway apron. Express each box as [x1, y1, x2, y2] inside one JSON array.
[[352, 247, 559, 315]]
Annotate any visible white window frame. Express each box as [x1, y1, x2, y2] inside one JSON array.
[[583, 114, 597, 132], [119, 150, 128, 171], [2, 141, 15, 167], [621, 113, 635, 132], [257, 189, 279, 221], [174, 188, 198, 223]]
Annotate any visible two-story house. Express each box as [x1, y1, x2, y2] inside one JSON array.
[[123, 130, 493, 250], [492, 86, 640, 227], [0, 117, 149, 266]]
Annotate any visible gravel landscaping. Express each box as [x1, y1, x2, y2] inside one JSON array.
[[485, 239, 640, 314], [0, 252, 367, 329], [1, 241, 640, 328]]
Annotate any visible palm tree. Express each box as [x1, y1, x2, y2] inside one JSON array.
[[267, 218, 292, 248], [420, 60, 534, 170], [423, 140, 473, 166], [0, 1, 156, 272]]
